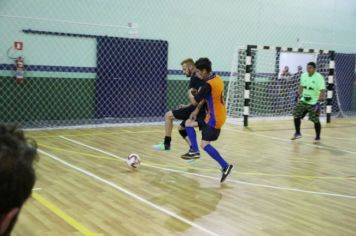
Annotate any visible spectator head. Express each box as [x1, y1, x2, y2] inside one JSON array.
[[0, 125, 37, 236]]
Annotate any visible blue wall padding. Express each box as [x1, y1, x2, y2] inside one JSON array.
[[335, 53, 356, 112], [95, 37, 168, 118]]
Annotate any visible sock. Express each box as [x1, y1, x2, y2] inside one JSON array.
[[204, 144, 228, 170], [186, 127, 199, 152], [294, 118, 301, 134], [314, 122, 321, 139], [178, 129, 187, 139], [164, 136, 171, 147]]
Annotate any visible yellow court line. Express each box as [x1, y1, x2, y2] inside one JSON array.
[[32, 192, 102, 236]]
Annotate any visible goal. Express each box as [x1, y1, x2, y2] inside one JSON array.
[[226, 45, 335, 126]]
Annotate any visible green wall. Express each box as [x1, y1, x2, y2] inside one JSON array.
[[0, 76, 95, 123], [0, 75, 230, 123]]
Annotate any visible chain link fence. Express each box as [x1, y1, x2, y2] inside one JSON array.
[[0, 0, 355, 128]]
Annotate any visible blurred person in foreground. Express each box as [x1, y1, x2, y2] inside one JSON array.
[[0, 125, 37, 236]]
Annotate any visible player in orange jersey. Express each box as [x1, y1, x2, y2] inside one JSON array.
[[181, 58, 233, 183]]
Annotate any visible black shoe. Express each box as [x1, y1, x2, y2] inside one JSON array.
[[181, 150, 200, 160], [220, 164, 233, 183]]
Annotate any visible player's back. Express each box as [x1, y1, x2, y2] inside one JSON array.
[[205, 75, 226, 129]]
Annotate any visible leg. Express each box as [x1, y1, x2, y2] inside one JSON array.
[[292, 101, 308, 140], [180, 120, 200, 159], [163, 110, 174, 149], [164, 111, 174, 138], [201, 140, 228, 170], [314, 122, 321, 140], [201, 125, 233, 183], [308, 106, 321, 143], [154, 106, 195, 150], [294, 117, 301, 135], [185, 119, 199, 152], [178, 123, 191, 147], [153, 110, 174, 150]]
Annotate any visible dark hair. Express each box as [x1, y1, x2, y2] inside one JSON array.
[[195, 58, 212, 73], [0, 125, 37, 235], [307, 62, 316, 68]]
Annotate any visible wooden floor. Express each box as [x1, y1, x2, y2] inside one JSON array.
[[13, 118, 356, 236]]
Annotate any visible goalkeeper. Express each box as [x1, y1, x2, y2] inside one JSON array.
[[291, 62, 326, 144]]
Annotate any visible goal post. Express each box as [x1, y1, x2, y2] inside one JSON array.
[[226, 45, 335, 127]]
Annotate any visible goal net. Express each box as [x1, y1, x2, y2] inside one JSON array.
[[226, 45, 335, 126]]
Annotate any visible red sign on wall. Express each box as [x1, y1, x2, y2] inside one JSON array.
[[14, 41, 23, 50]]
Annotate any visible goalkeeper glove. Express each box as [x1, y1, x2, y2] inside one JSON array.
[[314, 101, 324, 112]]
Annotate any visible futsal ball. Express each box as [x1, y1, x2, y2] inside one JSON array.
[[127, 153, 141, 168]]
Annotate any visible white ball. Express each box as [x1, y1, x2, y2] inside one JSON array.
[[127, 153, 141, 168]]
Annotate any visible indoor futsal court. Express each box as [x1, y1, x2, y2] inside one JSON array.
[[1, 1, 356, 236]]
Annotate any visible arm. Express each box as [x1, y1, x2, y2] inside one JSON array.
[[295, 85, 303, 102], [188, 88, 198, 105], [189, 84, 211, 106], [314, 77, 327, 111], [297, 85, 303, 97], [177, 89, 198, 108], [189, 100, 206, 120], [319, 89, 326, 101]]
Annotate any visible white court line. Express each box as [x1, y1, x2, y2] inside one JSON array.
[[224, 128, 356, 155], [32, 188, 42, 191], [302, 133, 356, 141], [38, 149, 219, 236], [59, 136, 356, 200]]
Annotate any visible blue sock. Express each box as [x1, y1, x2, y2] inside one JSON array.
[[186, 127, 199, 152], [204, 144, 228, 170]]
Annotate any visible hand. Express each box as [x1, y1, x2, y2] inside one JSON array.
[[314, 101, 323, 112], [295, 92, 299, 103], [188, 88, 198, 96], [189, 109, 199, 121], [177, 104, 188, 109]]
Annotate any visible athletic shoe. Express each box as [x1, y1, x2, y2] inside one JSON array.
[[291, 133, 302, 140], [313, 138, 321, 144], [221, 164, 234, 183], [181, 150, 200, 160], [152, 143, 170, 151]]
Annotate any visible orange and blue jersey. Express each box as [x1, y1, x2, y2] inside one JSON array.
[[194, 74, 226, 129]]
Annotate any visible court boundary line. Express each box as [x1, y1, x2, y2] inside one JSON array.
[[38, 149, 219, 236], [302, 133, 356, 141], [59, 136, 356, 200]]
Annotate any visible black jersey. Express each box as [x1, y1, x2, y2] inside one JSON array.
[[189, 73, 205, 90]]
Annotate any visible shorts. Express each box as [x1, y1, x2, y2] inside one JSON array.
[[172, 105, 196, 120], [174, 105, 206, 128], [201, 122, 221, 141], [292, 101, 320, 123]]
